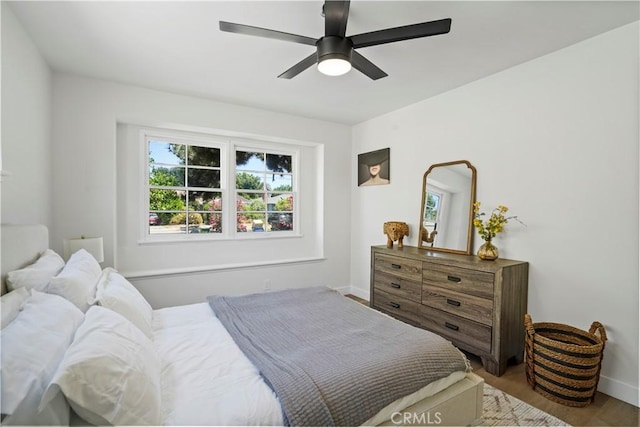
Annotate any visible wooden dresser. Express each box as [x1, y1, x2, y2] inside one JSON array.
[[370, 245, 529, 376]]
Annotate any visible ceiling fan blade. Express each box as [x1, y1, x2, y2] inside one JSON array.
[[351, 18, 451, 49], [278, 53, 318, 79], [219, 21, 317, 46], [324, 1, 350, 37], [351, 51, 388, 80]]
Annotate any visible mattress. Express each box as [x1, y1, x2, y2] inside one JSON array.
[[152, 302, 468, 426]]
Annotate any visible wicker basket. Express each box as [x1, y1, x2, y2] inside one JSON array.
[[524, 314, 607, 407]]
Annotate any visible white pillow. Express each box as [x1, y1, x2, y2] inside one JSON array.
[[1, 291, 84, 425], [47, 249, 101, 312], [1, 287, 30, 329], [93, 268, 153, 339], [41, 306, 162, 426], [6, 249, 65, 292]]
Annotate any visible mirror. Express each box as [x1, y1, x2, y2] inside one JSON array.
[[418, 160, 477, 255]]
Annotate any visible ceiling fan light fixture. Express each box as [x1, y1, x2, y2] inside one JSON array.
[[316, 36, 353, 77], [318, 57, 352, 76], [220, 0, 452, 80]]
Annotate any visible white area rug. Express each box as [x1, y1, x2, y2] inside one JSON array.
[[481, 384, 570, 426]]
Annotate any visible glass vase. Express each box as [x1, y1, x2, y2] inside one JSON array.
[[477, 239, 499, 260]]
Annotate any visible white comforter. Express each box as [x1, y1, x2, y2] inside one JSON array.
[[153, 303, 284, 426], [152, 302, 467, 426]]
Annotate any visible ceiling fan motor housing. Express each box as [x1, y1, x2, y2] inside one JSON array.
[[317, 36, 353, 63]]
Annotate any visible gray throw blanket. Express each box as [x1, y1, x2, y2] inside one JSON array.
[[208, 287, 469, 427]]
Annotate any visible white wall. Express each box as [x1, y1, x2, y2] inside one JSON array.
[[350, 23, 639, 406], [1, 3, 52, 228], [51, 74, 352, 308]]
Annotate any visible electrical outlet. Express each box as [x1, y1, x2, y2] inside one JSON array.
[[264, 279, 272, 291]]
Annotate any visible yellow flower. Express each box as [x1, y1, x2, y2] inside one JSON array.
[[472, 202, 522, 241]]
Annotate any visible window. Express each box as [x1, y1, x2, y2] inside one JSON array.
[[147, 137, 224, 236], [145, 132, 297, 239], [235, 149, 294, 234], [423, 190, 442, 242]]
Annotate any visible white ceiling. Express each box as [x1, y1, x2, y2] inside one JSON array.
[[7, 1, 639, 125]]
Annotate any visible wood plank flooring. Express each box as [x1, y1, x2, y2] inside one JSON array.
[[468, 354, 638, 426], [345, 294, 639, 426]]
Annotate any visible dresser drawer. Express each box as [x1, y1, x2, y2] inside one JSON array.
[[374, 271, 422, 302], [375, 254, 422, 282], [373, 289, 425, 326], [422, 284, 493, 326], [423, 263, 494, 299], [420, 306, 492, 353]]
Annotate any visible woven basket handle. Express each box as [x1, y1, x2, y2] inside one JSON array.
[[589, 321, 607, 343], [524, 314, 535, 337]]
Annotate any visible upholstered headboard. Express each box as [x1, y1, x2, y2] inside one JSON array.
[[1, 224, 49, 295]]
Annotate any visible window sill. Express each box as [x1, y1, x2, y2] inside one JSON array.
[[138, 232, 303, 245], [119, 255, 325, 279]]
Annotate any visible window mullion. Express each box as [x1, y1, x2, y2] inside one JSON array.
[[184, 145, 189, 232]]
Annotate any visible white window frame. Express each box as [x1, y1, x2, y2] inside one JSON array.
[[424, 184, 449, 247], [231, 140, 299, 239], [140, 129, 300, 243]]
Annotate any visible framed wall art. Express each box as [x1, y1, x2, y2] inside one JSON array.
[[358, 148, 390, 187]]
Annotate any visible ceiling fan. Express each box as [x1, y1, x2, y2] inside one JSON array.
[[219, 0, 451, 80]]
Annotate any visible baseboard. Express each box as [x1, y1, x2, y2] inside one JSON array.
[[348, 286, 370, 301], [333, 286, 351, 295], [598, 374, 639, 407]]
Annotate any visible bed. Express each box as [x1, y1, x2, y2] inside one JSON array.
[[0, 224, 484, 426]]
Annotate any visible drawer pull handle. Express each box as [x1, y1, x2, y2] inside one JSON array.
[[445, 322, 459, 331], [391, 264, 402, 270], [447, 275, 461, 283], [388, 302, 400, 309], [390, 283, 401, 289], [446, 299, 461, 307]]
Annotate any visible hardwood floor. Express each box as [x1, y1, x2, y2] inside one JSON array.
[[345, 294, 639, 426], [468, 354, 638, 427]]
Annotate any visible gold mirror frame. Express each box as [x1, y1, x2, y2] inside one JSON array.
[[418, 160, 477, 255]]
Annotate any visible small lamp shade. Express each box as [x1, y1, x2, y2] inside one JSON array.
[[64, 237, 104, 263]]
